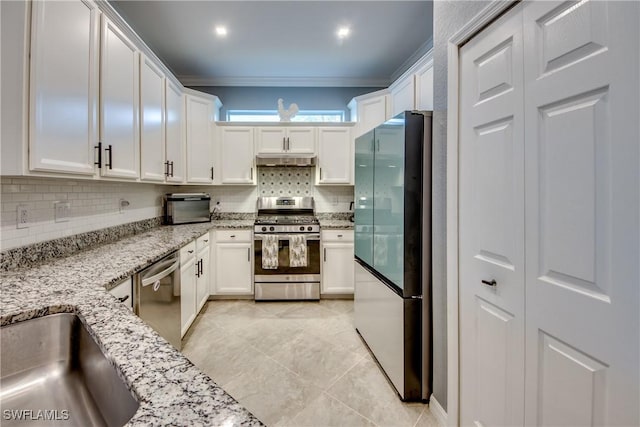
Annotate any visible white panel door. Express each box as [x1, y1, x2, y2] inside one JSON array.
[[139, 55, 165, 182], [459, 6, 525, 427], [29, 0, 99, 175], [185, 94, 214, 183], [523, 2, 639, 425], [165, 80, 185, 183], [100, 16, 139, 179], [317, 127, 351, 184], [219, 127, 255, 184], [321, 243, 354, 294]]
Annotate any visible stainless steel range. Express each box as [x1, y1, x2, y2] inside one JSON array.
[[254, 196, 321, 300]]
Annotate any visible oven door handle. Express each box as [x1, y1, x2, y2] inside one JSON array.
[[254, 234, 320, 241]]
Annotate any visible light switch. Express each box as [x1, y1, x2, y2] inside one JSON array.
[[54, 201, 71, 223]]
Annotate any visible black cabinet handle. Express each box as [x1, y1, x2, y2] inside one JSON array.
[[319, 167, 322, 180], [164, 161, 170, 177], [170, 161, 174, 177], [481, 279, 497, 287], [250, 167, 253, 180], [247, 248, 250, 262], [188, 250, 194, 254], [105, 144, 113, 169], [94, 142, 102, 168], [324, 248, 327, 262], [210, 166, 214, 180], [287, 137, 290, 151], [118, 295, 129, 303]]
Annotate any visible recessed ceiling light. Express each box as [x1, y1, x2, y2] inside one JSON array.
[[215, 26, 227, 37], [337, 27, 350, 39]]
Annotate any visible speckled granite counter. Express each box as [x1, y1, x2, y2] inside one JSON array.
[[319, 219, 354, 230], [0, 220, 262, 426]]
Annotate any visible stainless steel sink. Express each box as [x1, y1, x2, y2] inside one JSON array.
[[1, 313, 139, 427]]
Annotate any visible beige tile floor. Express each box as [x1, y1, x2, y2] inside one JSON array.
[[182, 300, 441, 427]]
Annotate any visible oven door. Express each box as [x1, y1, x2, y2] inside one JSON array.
[[254, 233, 321, 281]]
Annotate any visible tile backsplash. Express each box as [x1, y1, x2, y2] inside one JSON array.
[[1, 169, 353, 251]]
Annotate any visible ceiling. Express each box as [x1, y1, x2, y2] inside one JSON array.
[[109, 1, 433, 87]]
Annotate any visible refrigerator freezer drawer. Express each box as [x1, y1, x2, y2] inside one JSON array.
[[354, 260, 423, 400]]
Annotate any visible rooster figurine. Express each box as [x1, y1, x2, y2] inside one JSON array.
[[277, 98, 299, 122]]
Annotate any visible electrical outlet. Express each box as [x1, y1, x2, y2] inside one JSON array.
[[332, 195, 339, 206], [54, 201, 71, 223], [17, 205, 29, 229]]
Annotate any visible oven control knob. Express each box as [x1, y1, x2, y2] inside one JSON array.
[[261, 226, 267, 232], [307, 226, 313, 231], [299, 226, 305, 231], [269, 226, 275, 232]]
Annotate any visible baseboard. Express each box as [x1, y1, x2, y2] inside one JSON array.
[[429, 395, 448, 427]]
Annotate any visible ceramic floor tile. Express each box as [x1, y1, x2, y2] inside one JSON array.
[[222, 355, 323, 426], [285, 392, 377, 427], [319, 299, 355, 315], [327, 356, 426, 427], [414, 407, 443, 427], [270, 332, 363, 390]]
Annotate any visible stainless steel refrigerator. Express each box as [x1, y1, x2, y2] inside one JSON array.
[[354, 111, 432, 402]]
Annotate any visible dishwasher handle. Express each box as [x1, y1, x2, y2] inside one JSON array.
[[141, 259, 180, 287]]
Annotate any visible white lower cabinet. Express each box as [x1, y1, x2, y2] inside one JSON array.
[[195, 232, 211, 313], [180, 240, 197, 337], [321, 230, 354, 295], [212, 230, 253, 295], [108, 277, 133, 311]]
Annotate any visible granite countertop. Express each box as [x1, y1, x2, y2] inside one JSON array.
[[319, 219, 354, 230], [0, 220, 262, 426]]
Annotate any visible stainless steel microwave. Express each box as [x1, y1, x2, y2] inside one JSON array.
[[164, 193, 211, 225]]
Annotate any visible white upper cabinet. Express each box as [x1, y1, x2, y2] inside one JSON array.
[[139, 54, 165, 182], [316, 127, 352, 185], [218, 127, 255, 184], [415, 61, 434, 111], [349, 90, 390, 138], [29, 0, 99, 176], [185, 93, 215, 184], [255, 127, 316, 154], [100, 16, 140, 179], [389, 75, 416, 117], [164, 79, 185, 183]]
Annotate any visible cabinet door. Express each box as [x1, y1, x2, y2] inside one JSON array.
[[322, 242, 355, 294], [185, 95, 214, 183], [287, 127, 316, 154], [196, 245, 210, 313], [139, 55, 165, 182], [29, 0, 99, 175], [100, 16, 139, 179], [415, 62, 434, 111], [256, 127, 287, 154], [220, 127, 255, 184], [180, 256, 197, 337], [317, 127, 351, 184], [214, 243, 253, 294], [359, 96, 388, 135], [390, 76, 415, 117], [165, 80, 185, 183]]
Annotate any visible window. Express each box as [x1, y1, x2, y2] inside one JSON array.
[[227, 110, 344, 123]]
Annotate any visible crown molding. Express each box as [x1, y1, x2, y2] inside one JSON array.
[[390, 37, 434, 83], [179, 76, 391, 88]]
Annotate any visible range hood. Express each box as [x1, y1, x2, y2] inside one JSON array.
[[256, 154, 316, 167]]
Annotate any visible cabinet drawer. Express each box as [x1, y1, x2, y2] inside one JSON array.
[[322, 230, 354, 242], [216, 230, 252, 242], [180, 240, 196, 260], [196, 232, 211, 249]]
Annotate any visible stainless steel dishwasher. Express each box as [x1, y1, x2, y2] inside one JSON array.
[[134, 250, 181, 350]]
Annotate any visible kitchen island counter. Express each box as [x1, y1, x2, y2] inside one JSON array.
[[0, 221, 261, 427]]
